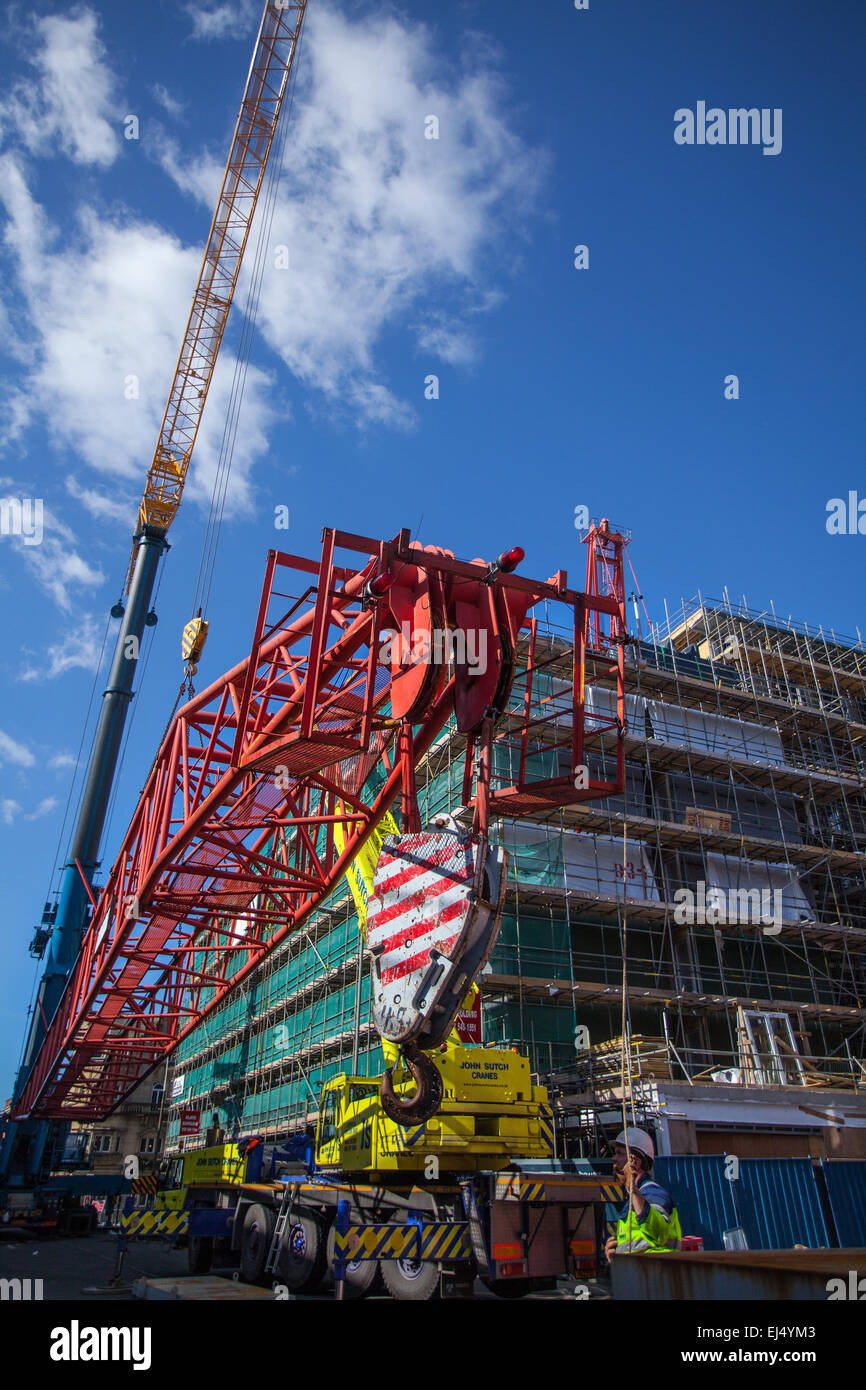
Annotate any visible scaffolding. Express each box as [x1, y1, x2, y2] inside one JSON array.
[[164, 589, 866, 1160]]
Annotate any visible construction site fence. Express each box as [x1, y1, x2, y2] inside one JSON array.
[[652, 1155, 866, 1252]]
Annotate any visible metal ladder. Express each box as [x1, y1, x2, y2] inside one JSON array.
[[459, 1181, 490, 1279], [265, 1182, 295, 1276]]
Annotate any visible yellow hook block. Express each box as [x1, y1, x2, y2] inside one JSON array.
[[182, 615, 209, 668]]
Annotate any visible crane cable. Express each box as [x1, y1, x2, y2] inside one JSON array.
[[619, 814, 631, 1151], [189, 24, 307, 634], [134, 34, 309, 868], [619, 792, 636, 1223]]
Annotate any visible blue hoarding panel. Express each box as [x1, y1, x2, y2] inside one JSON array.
[[735, 1158, 830, 1250], [654, 1155, 830, 1251], [822, 1161, 866, 1248], [654, 1156, 736, 1251]]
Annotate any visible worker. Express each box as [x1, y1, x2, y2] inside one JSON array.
[[605, 1127, 682, 1259]]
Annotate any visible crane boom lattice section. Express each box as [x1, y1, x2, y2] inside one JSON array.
[[133, 1, 306, 557], [15, 527, 628, 1121]]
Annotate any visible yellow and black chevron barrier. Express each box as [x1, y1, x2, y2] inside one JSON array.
[[538, 1107, 555, 1155], [120, 1207, 189, 1238], [334, 1221, 472, 1264], [131, 1175, 158, 1196], [601, 1181, 625, 1203], [494, 1174, 547, 1203]]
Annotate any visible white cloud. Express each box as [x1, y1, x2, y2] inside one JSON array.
[[184, 2, 259, 42], [152, 84, 185, 120], [0, 497, 104, 612], [24, 543, 104, 612], [163, 4, 545, 427], [0, 794, 55, 826], [66, 477, 138, 528], [0, 729, 35, 767], [415, 321, 478, 367], [19, 612, 105, 682], [49, 751, 77, 770], [0, 156, 277, 521], [0, 0, 543, 554], [0, 10, 120, 167]]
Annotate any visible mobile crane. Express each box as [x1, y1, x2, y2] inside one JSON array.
[[0, 2, 307, 1204], [7, 1, 631, 1298], [106, 520, 631, 1299], [166, 1033, 629, 1301]]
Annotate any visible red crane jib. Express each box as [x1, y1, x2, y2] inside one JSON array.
[[15, 524, 629, 1121]]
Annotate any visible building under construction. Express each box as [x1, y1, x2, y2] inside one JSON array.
[[164, 582, 866, 1164]]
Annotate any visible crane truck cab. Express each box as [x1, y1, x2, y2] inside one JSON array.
[[155, 1141, 247, 1210]]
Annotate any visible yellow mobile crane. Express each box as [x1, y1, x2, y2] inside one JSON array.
[[167, 810, 620, 1301]]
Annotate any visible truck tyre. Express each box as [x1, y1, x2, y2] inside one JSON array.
[[276, 1210, 327, 1292], [326, 1222, 381, 1298], [240, 1203, 275, 1284], [380, 1257, 440, 1301], [188, 1235, 213, 1275], [482, 1277, 532, 1299]]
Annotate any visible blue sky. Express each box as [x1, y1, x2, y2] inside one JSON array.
[[0, 0, 864, 1088]]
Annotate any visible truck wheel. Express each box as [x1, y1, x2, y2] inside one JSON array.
[[188, 1235, 213, 1275], [380, 1257, 440, 1301], [240, 1203, 275, 1284], [482, 1277, 532, 1299], [326, 1222, 381, 1298], [276, 1211, 327, 1292]]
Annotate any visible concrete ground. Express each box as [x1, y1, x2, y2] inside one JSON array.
[[0, 1227, 609, 1301], [0, 1228, 188, 1301]]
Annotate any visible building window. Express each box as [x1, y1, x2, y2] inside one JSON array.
[[740, 1010, 805, 1086], [93, 1134, 113, 1153], [150, 1083, 164, 1108], [318, 1088, 338, 1145], [139, 1135, 156, 1154]]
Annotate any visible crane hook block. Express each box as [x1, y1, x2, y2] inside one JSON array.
[[367, 827, 507, 1122], [380, 1041, 445, 1126], [182, 615, 209, 669]]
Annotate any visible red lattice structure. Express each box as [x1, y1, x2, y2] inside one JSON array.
[[16, 524, 628, 1120]]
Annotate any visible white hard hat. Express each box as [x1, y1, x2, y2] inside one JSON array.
[[614, 1127, 655, 1162]]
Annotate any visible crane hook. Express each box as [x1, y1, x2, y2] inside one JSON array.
[[379, 1040, 444, 1126]]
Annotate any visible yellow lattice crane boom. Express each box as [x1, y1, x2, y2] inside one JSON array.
[[127, 0, 307, 586]]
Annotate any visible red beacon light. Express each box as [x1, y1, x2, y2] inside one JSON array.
[[485, 545, 525, 584], [362, 570, 394, 605], [497, 546, 525, 573]]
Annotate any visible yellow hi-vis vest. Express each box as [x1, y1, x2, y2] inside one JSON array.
[[615, 1182, 682, 1254]]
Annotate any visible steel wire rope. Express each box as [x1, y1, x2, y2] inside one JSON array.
[[121, 35, 309, 883], [191, 25, 307, 627]]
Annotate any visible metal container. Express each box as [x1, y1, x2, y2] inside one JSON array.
[[611, 1248, 866, 1302]]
